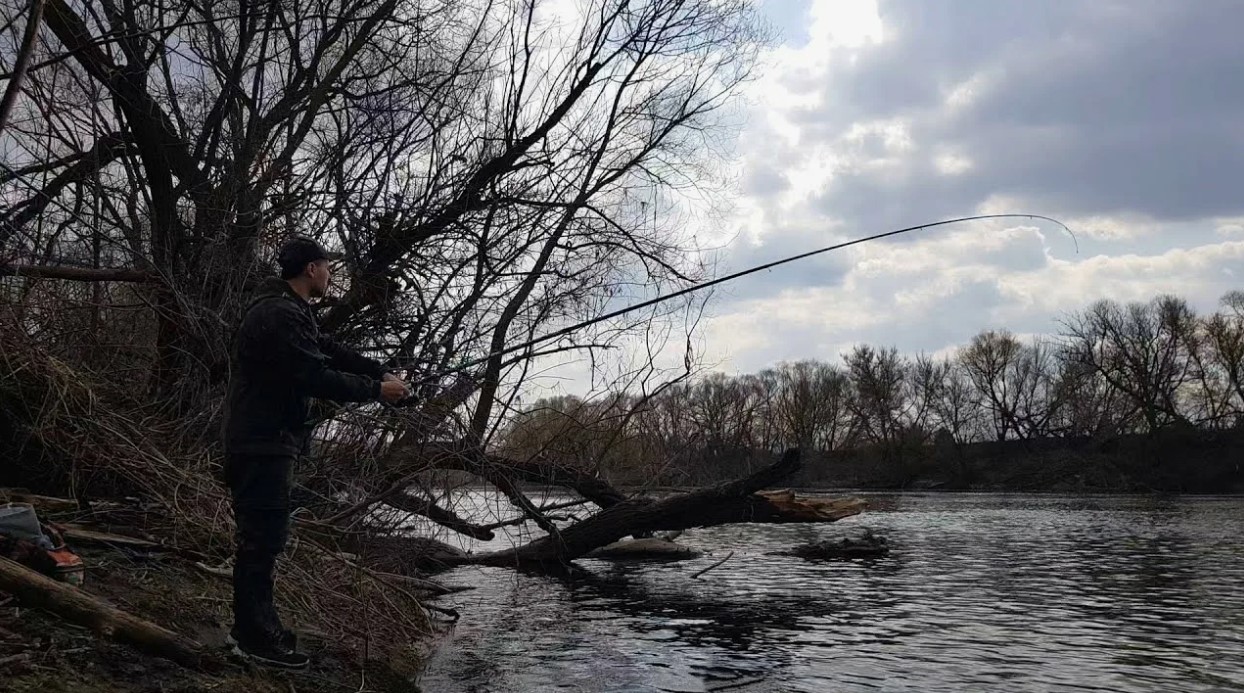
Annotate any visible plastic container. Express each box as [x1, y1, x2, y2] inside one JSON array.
[[0, 503, 43, 542]]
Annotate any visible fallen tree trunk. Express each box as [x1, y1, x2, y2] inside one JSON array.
[[0, 556, 209, 669], [456, 449, 865, 568], [333, 447, 864, 574]]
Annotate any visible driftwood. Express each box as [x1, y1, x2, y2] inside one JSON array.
[[55, 524, 221, 565], [0, 556, 209, 669], [0, 652, 32, 667], [459, 449, 865, 569], [586, 537, 700, 560], [193, 561, 233, 579]]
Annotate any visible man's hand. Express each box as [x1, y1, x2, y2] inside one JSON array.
[[382, 372, 402, 384], [380, 378, 411, 403]]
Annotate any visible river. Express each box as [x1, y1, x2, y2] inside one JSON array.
[[415, 493, 1244, 692]]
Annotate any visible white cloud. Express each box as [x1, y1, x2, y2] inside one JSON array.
[[694, 240, 1244, 374], [934, 152, 973, 176], [997, 241, 1244, 316], [1060, 215, 1157, 241], [806, 0, 884, 50], [1216, 220, 1244, 237], [943, 71, 995, 113], [544, 1, 1244, 393]]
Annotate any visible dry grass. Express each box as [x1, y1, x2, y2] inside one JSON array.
[[0, 319, 440, 672]]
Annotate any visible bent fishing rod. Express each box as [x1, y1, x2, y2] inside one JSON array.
[[408, 213, 1075, 387]]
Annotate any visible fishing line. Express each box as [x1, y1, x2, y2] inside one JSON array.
[[415, 213, 1077, 385]]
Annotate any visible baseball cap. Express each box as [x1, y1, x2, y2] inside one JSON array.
[[277, 237, 341, 278]]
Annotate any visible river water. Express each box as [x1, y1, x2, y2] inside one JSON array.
[[416, 493, 1244, 692]]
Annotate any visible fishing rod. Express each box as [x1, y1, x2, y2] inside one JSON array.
[[410, 213, 1075, 387]]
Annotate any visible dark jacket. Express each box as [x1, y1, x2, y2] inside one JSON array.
[[223, 278, 383, 455]]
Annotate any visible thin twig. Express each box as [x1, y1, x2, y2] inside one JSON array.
[[691, 551, 733, 580]]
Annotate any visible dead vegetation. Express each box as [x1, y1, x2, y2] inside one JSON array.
[[0, 322, 443, 678]]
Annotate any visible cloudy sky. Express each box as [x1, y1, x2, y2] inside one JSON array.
[[667, 0, 1244, 377], [535, 0, 1244, 396]]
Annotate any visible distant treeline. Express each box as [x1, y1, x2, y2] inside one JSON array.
[[500, 290, 1244, 490]]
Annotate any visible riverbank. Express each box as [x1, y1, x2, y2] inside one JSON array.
[[786, 428, 1244, 493], [0, 537, 430, 693], [0, 335, 443, 691], [611, 428, 1244, 494]]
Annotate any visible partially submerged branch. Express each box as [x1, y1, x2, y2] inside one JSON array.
[[451, 449, 865, 569]]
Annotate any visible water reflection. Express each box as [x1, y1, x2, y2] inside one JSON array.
[[418, 494, 1244, 692]]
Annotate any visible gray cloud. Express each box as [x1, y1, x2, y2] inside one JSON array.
[[741, 162, 791, 198], [806, 0, 1244, 225]]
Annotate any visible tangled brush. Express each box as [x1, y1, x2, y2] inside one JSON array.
[[0, 321, 437, 664]]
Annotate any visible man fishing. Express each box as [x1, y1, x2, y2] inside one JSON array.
[[213, 213, 1069, 669], [221, 237, 409, 669]]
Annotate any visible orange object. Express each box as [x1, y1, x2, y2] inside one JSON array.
[[47, 546, 85, 586], [41, 524, 85, 586]]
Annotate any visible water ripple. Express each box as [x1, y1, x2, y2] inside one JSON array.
[[418, 494, 1244, 692]]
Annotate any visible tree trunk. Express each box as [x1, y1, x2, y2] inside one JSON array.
[[0, 556, 212, 670], [455, 449, 865, 568]]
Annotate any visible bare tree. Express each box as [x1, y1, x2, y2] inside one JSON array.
[[844, 345, 907, 446], [1062, 297, 1198, 433], [1194, 291, 1244, 427], [926, 356, 982, 445], [3, 0, 838, 578], [959, 330, 1025, 441], [764, 360, 850, 452], [1049, 351, 1134, 438], [0, 0, 763, 428]]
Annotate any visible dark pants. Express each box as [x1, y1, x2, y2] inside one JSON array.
[[224, 453, 293, 644]]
